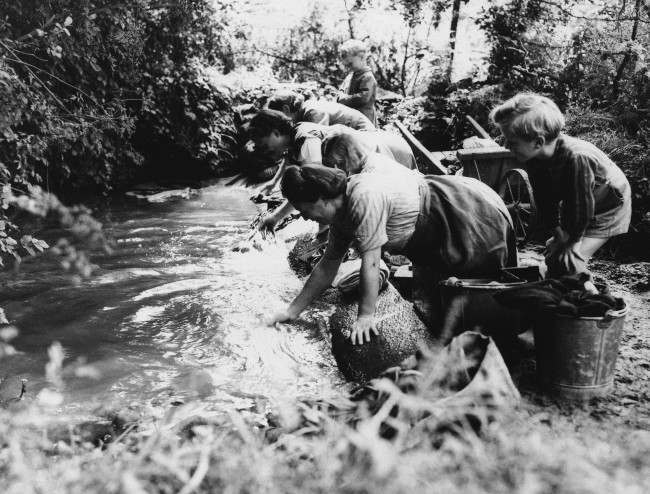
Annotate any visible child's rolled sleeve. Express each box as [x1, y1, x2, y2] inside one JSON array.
[[347, 187, 389, 253]]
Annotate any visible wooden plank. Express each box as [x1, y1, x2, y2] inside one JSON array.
[[394, 121, 448, 175], [456, 147, 514, 161], [465, 115, 493, 140]]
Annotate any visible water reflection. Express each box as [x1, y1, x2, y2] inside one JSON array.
[[0, 185, 345, 416]]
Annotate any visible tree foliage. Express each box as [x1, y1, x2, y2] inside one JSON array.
[[0, 0, 239, 269], [257, 0, 453, 96], [476, 0, 649, 236]]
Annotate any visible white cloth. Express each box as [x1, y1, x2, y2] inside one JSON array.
[[332, 258, 390, 294]]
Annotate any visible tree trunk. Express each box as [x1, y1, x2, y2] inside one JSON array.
[[446, 0, 463, 82], [612, 0, 642, 98], [342, 0, 356, 38], [400, 26, 412, 96]]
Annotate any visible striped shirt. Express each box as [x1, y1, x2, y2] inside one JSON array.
[[324, 167, 422, 258], [529, 135, 631, 240]]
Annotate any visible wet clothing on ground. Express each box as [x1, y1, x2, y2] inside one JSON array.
[[297, 99, 375, 131], [528, 134, 632, 240]]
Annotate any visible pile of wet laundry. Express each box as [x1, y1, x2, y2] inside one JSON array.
[[493, 273, 626, 318]]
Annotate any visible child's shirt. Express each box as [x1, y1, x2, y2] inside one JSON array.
[[324, 168, 422, 258], [529, 134, 631, 240], [338, 67, 377, 125]]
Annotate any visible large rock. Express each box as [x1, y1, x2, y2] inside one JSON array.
[[330, 283, 436, 381]]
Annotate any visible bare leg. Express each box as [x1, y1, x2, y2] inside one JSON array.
[[577, 236, 609, 259]]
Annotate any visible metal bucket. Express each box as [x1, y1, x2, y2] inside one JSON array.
[[533, 306, 628, 400], [438, 278, 527, 341]]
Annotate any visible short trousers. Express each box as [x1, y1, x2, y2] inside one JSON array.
[[584, 181, 632, 238]]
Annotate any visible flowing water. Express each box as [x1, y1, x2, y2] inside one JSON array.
[[0, 184, 345, 418]]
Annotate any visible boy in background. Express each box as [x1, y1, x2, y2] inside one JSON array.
[[338, 39, 377, 126], [490, 93, 632, 276]]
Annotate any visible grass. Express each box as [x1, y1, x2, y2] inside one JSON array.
[[2, 335, 649, 494]]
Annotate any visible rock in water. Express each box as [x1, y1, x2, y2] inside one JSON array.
[[330, 283, 435, 381]]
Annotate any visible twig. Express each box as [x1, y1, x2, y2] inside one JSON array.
[[178, 445, 211, 494], [494, 33, 630, 56], [250, 47, 311, 66], [342, 0, 356, 38], [3, 55, 103, 109], [0, 39, 71, 114], [107, 423, 138, 449], [16, 15, 57, 42], [612, 0, 643, 97], [3, 44, 48, 62], [537, 0, 650, 23], [400, 26, 412, 97]]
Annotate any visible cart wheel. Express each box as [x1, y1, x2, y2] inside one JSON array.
[[498, 168, 536, 243]]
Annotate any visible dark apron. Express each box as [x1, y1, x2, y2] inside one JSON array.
[[404, 175, 517, 276], [403, 176, 517, 331]]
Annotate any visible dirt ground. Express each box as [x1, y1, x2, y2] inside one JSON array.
[[507, 255, 650, 454]]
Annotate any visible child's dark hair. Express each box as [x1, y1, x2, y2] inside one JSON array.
[[248, 109, 294, 139], [281, 165, 347, 204], [267, 91, 305, 113]]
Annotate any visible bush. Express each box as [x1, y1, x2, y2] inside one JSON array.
[[0, 0, 240, 268], [390, 81, 507, 152], [134, 61, 239, 181]]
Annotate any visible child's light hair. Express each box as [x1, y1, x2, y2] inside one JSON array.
[[490, 93, 565, 142], [339, 39, 367, 57]]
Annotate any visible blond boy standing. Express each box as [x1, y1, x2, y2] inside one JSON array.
[[338, 39, 378, 126], [491, 93, 632, 274]]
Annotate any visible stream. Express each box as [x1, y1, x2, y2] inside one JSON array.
[[0, 184, 345, 418]]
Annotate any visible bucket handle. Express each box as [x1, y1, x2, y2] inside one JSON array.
[[596, 306, 628, 328]]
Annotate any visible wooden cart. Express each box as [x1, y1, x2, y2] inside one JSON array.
[[395, 117, 537, 243]]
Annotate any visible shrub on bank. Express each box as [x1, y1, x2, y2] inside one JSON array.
[[0, 1, 239, 267]]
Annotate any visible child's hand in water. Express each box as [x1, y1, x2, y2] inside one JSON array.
[[350, 315, 378, 345], [256, 182, 275, 197], [258, 212, 279, 234], [266, 309, 296, 328]]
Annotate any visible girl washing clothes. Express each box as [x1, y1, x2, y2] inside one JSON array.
[[268, 138, 517, 345], [248, 110, 415, 232]]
